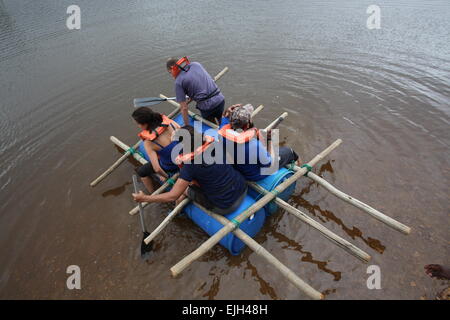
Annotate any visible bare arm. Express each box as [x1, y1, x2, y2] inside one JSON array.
[[179, 101, 190, 126], [133, 178, 190, 203], [144, 140, 168, 179]]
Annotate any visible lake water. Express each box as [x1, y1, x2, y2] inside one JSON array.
[[0, 0, 449, 299]]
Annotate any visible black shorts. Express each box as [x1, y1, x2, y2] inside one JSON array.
[[136, 163, 176, 181], [278, 146, 299, 168], [199, 99, 225, 124]]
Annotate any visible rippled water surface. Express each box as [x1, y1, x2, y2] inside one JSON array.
[[0, 0, 449, 299]]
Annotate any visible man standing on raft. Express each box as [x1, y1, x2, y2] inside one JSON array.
[[167, 57, 225, 126]]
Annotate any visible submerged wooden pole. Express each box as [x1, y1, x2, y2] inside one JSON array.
[[89, 140, 141, 187], [304, 171, 411, 235], [248, 182, 371, 262], [143, 198, 190, 245], [170, 139, 342, 277], [196, 202, 323, 300], [90, 67, 229, 187], [110, 136, 147, 165]]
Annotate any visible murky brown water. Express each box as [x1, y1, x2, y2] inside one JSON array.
[[1, 0, 449, 299]]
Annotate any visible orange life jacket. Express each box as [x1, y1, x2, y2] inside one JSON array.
[[217, 124, 259, 144], [170, 56, 190, 79], [138, 115, 177, 141], [175, 135, 215, 167]]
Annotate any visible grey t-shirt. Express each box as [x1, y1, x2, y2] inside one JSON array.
[[175, 62, 225, 112]]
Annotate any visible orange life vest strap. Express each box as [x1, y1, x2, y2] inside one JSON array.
[[175, 135, 215, 166], [138, 115, 177, 141], [217, 124, 258, 144], [170, 57, 190, 79]]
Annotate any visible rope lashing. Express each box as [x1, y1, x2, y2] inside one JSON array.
[[287, 161, 296, 171], [166, 178, 176, 186], [127, 147, 137, 155], [127, 147, 144, 159], [231, 218, 241, 229], [300, 163, 312, 176]]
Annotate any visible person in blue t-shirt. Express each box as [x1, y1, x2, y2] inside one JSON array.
[[132, 125, 247, 215], [218, 104, 300, 181], [166, 57, 225, 126]]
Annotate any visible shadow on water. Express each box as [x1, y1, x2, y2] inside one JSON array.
[[200, 245, 280, 300], [101, 181, 132, 197], [0, 1, 10, 28], [291, 161, 386, 254], [262, 210, 342, 282]]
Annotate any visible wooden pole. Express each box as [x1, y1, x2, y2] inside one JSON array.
[[89, 67, 229, 187], [128, 173, 180, 216], [170, 139, 342, 277], [264, 112, 288, 131], [304, 171, 411, 235], [110, 136, 147, 165], [213, 66, 229, 82], [251, 104, 264, 118], [143, 198, 191, 245], [248, 182, 371, 262], [196, 202, 323, 300], [89, 141, 141, 187]]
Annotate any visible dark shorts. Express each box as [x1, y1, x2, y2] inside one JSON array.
[[187, 184, 247, 215], [278, 146, 299, 168], [136, 163, 176, 181], [198, 99, 225, 124]]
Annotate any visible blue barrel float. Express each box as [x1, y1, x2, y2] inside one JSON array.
[[137, 113, 297, 255]]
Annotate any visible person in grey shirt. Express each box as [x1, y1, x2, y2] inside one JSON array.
[[166, 57, 225, 125]]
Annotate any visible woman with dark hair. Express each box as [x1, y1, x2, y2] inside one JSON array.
[[132, 107, 181, 193]]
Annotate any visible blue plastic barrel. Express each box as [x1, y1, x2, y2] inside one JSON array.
[[247, 168, 296, 216], [183, 195, 266, 255]]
